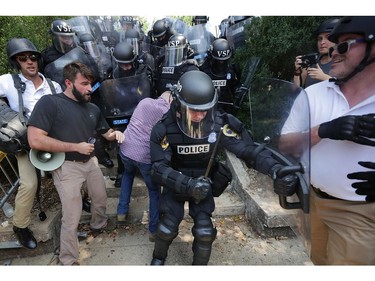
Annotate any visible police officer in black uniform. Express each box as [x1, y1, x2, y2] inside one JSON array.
[[149, 70, 298, 265], [149, 19, 174, 68], [154, 33, 198, 97], [41, 19, 78, 72], [199, 38, 247, 115], [123, 28, 155, 74], [107, 41, 154, 186]]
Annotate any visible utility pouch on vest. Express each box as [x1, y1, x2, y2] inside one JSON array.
[[211, 162, 232, 197]]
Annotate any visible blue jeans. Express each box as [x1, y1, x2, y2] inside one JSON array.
[[117, 151, 159, 234]]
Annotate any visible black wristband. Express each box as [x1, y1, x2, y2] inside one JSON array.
[[294, 69, 302, 76]]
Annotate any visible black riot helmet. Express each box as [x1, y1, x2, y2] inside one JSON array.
[[328, 16, 375, 84], [6, 38, 41, 70], [79, 33, 100, 59], [172, 70, 218, 139], [50, 19, 77, 54], [124, 29, 141, 55], [328, 16, 375, 43], [313, 18, 341, 38], [192, 16, 209, 25], [152, 19, 171, 46], [152, 19, 168, 38], [209, 38, 232, 76], [112, 41, 137, 78], [164, 33, 188, 66]]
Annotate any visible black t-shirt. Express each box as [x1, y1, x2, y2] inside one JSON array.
[[28, 93, 110, 161]]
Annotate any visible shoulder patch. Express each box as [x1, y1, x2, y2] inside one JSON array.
[[223, 124, 240, 139], [161, 135, 169, 150]]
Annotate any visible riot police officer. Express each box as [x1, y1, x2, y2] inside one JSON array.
[[106, 41, 154, 186], [41, 19, 78, 71], [154, 33, 198, 97], [149, 19, 174, 68], [199, 38, 247, 115], [149, 70, 298, 265], [122, 28, 155, 73]]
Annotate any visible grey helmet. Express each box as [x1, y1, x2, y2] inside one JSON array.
[[6, 38, 41, 70]]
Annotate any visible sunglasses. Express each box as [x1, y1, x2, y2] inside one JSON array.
[[16, 54, 40, 62], [329, 38, 365, 57]]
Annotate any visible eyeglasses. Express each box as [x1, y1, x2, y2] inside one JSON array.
[[16, 54, 40, 62], [329, 38, 365, 57]]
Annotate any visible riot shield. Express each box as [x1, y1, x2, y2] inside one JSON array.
[[226, 17, 253, 51], [98, 73, 151, 131], [187, 23, 216, 66], [248, 77, 311, 251], [43, 47, 101, 90], [68, 16, 112, 80], [164, 17, 189, 37]]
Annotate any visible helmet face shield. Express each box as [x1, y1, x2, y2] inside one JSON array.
[[82, 41, 100, 58], [176, 102, 217, 139], [125, 38, 140, 56], [173, 70, 218, 139], [53, 34, 77, 54], [164, 45, 186, 66]]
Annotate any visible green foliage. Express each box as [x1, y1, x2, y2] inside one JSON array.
[[233, 16, 333, 129], [233, 16, 332, 81], [0, 16, 71, 74]]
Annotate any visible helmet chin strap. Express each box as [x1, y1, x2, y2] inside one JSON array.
[[330, 42, 375, 85]]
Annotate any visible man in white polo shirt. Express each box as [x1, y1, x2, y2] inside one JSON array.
[[279, 16, 375, 265]]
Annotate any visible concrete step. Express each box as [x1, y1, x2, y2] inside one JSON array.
[[0, 149, 304, 261], [225, 150, 304, 238], [0, 170, 244, 260], [98, 165, 245, 222]]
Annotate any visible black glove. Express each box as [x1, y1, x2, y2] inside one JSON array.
[[318, 114, 375, 146], [347, 161, 375, 202], [187, 176, 212, 201], [271, 164, 298, 197], [233, 85, 248, 109]]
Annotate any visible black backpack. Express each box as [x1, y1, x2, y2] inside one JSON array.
[[0, 74, 56, 154]]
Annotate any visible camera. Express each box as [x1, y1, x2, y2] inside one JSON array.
[[300, 53, 319, 68]]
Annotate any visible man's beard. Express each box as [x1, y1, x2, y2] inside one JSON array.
[[72, 84, 91, 103]]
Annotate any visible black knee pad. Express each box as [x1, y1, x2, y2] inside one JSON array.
[[157, 214, 179, 241], [192, 213, 217, 243]]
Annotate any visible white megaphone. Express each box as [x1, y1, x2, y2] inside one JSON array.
[[29, 149, 65, 171]]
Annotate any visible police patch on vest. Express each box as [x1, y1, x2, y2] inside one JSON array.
[[177, 144, 210, 154], [212, 80, 227, 87], [226, 73, 232, 80], [162, 67, 175, 74], [208, 132, 217, 143]]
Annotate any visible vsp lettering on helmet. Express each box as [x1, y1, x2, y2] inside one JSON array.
[[55, 24, 72, 33], [177, 144, 210, 154]]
